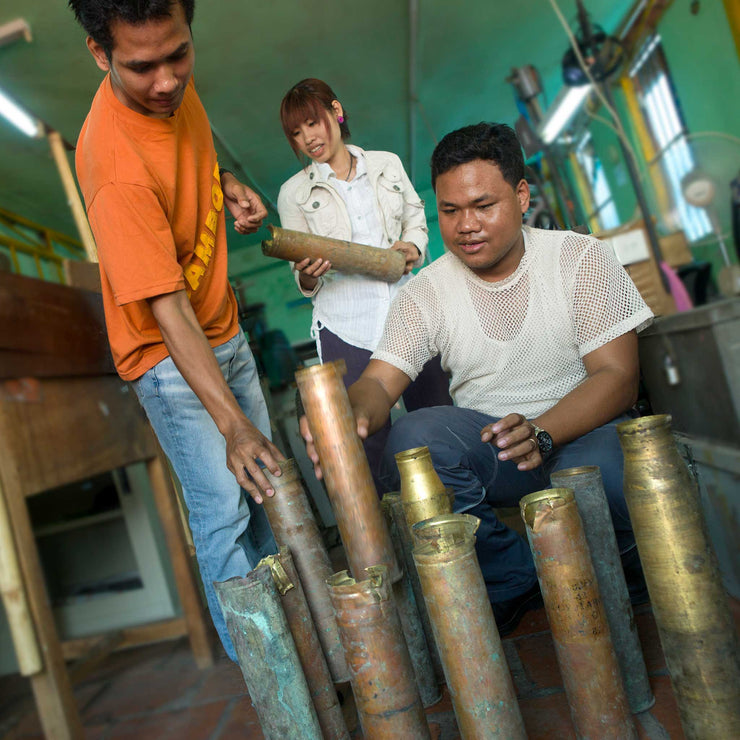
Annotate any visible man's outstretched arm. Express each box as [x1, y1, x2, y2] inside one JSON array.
[[300, 359, 412, 479], [148, 289, 284, 501]]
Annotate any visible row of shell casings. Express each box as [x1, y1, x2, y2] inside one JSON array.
[[395, 444, 643, 738]]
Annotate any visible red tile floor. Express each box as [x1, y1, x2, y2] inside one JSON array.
[[2, 595, 738, 739]]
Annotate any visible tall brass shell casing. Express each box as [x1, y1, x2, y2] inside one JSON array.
[[327, 567, 430, 739], [550, 465, 654, 714], [395, 446, 452, 527], [617, 415, 740, 739], [520, 489, 636, 739], [412, 514, 527, 739], [295, 360, 400, 581], [262, 225, 405, 282], [262, 459, 349, 683], [260, 550, 349, 740]]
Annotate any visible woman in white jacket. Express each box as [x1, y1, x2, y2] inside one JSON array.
[[277, 78, 451, 489]]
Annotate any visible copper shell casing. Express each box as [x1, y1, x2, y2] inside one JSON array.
[[262, 225, 405, 282], [395, 445, 453, 527], [520, 488, 636, 739], [327, 567, 430, 739], [618, 415, 740, 739], [412, 514, 526, 739], [295, 360, 400, 581], [262, 459, 349, 683], [261, 550, 349, 740]]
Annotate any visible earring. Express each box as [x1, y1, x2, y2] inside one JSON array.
[[337, 115, 345, 123]]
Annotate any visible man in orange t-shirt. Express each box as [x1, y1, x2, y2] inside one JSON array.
[[70, 0, 284, 660]]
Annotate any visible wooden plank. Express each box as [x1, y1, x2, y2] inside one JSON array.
[[63, 258, 102, 293], [0, 271, 114, 378], [61, 618, 188, 661], [0, 376, 158, 497], [147, 454, 215, 669], [1, 471, 84, 739]]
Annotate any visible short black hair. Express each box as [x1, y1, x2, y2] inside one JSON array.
[[68, 0, 194, 58], [431, 122, 524, 191]]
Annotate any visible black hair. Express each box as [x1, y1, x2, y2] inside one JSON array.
[[68, 0, 194, 57], [430, 122, 524, 191]]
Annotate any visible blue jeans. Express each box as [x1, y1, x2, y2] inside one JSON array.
[[132, 331, 277, 660], [379, 406, 634, 604]]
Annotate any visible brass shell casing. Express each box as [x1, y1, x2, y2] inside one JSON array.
[[412, 514, 526, 739], [260, 550, 349, 740], [395, 446, 452, 527], [262, 225, 405, 282], [520, 488, 636, 739], [327, 567, 430, 739], [262, 459, 349, 683], [617, 415, 740, 739], [295, 361, 400, 581], [550, 465, 654, 714]]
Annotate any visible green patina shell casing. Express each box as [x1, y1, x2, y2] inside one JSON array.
[[214, 564, 322, 740]]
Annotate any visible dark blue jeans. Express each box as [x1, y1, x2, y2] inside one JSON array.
[[379, 406, 634, 604]]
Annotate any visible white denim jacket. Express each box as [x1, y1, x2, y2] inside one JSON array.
[[277, 146, 428, 352]]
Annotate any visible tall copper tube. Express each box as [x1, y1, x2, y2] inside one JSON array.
[[520, 489, 636, 739], [262, 459, 349, 683], [382, 492, 446, 684], [327, 566, 430, 739], [261, 550, 349, 740], [550, 465, 654, 714], [395, 446, 452, 527], [412, 514, 526, 739], [295, 360, 400, 581], [262, 225, 405, 282], [214, 566, 322, 739], [617, 415, 740, 739]]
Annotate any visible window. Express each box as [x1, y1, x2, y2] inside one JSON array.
[[575, 132, 620, 231], [629, 34, 711, 241]]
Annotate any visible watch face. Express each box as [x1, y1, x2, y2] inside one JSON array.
[[536, 430, 554, 455]]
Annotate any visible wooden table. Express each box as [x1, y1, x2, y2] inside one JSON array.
[[0, 271, 214, 739]]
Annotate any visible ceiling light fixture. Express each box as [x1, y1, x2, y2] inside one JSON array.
[[538, 84, 592, 144], [0, 86, 43, 137]]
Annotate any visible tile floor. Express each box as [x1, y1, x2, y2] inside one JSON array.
[[3, 595, 738, 739]]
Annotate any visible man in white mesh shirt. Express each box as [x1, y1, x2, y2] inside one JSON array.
[[303, 121, 654, 634]]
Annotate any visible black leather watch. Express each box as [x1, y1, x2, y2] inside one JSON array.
[[532, 425, 554, 459]]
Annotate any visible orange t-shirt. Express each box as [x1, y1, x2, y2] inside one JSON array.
[[75, 76, 239, 381]]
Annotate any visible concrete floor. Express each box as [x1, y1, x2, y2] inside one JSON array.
[[3, 595, 738, 739]]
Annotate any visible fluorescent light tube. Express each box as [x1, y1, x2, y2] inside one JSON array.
[[0, 86, 42, 137], [540, 85, 592, 144]]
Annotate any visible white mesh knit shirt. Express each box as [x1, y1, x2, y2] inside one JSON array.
[[372, 226, 654, 419]]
